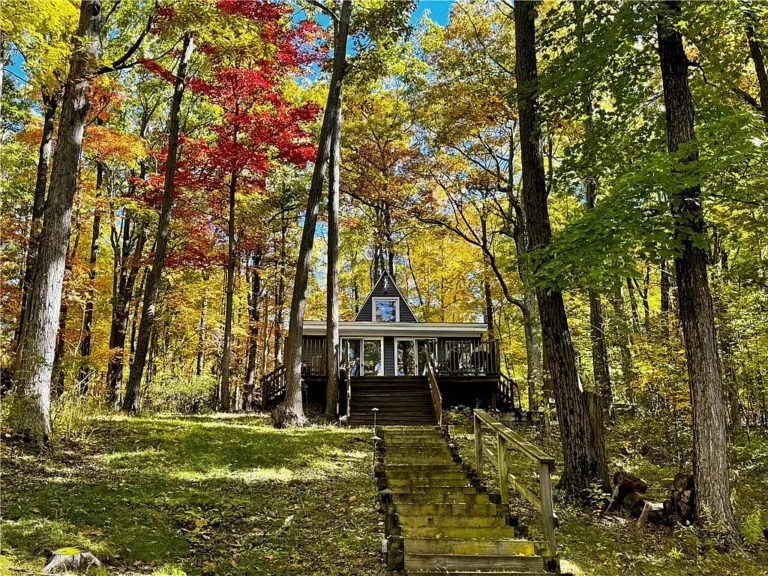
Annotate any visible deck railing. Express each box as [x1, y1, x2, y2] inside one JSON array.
[[473, 409, 556, 557], [498, 373, 522, 410], [302, 338, 327, 375], [437, 339, 499, 377], [425, 355, 443, 426]]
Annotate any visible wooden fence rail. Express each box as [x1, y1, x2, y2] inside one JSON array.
[[473, 409, 556, 556]]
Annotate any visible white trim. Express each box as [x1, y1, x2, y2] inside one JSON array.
[[373, 297, 399, 322], [395, 338, 417, 376], [362, 337, 384, 376], [352, 270, 420, 323], [303, 321, 487, 338]]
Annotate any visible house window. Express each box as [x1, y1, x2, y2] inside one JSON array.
[[373, 298, 399, 322], [363, 339, 384, 375]]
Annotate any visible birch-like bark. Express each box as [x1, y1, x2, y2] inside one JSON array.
[[12, 0, 102, 443]]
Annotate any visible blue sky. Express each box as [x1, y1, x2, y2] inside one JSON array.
[[412, 1, 453, 26], [7, 1, 454, 89]]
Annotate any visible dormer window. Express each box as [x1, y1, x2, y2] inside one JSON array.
[[373, 297, 399, 322]]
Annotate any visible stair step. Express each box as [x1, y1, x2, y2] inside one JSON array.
[[404, 538, 547, 556], [397, 514, 506, 528], [399, 526, 519, 540], [396, 503, 499, 517], [405, 553, 545, 572], [395, 493, 491, 505], [386, 470, 461, 481], [390, 485, 480, 495], [384, 463, 459, 471]]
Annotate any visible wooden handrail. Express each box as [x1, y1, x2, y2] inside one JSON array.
[[473, 409, 556, 556], [426, 356, 442, 427], [260, 365, 286, 410]]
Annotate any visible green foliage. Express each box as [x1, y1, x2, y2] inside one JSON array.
[[145, 375, 218, 414], [742, 509, 765, 548]]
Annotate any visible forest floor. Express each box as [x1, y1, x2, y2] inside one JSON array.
[[1, 413, 386, 576], [2, 412, 767, 576]]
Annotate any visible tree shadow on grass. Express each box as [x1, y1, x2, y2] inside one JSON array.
[[2, 415, 385, 576]]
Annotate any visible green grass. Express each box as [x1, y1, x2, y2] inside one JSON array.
[[448, 414, 768, 576], [1, 414, 386, 576]]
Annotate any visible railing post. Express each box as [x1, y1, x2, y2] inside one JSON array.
[[539, 461, 556, 556], [474, 412, 483, 480], [497, 433, 509, 506]]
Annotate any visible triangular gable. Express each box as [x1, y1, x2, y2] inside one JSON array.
[[353, 270, 419, 323]]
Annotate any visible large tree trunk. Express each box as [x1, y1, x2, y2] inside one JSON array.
[[657, 0, 739, 547], [219, 170, 238, 412], [243, 251, 262, 410], [123, 33, 194, 412], [325, 103, 342, 420], [514, 0, 608, 493], [11, 0, 102, 443], [18, 92, 59, 343], [746, 20, 768, 123], [279, 0, 351, 427], [79, 161, 103, 395]]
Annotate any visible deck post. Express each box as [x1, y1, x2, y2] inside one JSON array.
[[497, 434, 509, 506], [474, 413, 484, 480], [539, 461, 556, 555]]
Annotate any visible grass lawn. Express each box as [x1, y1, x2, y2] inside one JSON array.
[[1, 414, 386, 576]]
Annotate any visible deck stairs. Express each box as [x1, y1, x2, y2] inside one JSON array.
[[349, 377, 437, 427], [381, 427, 551, 575]]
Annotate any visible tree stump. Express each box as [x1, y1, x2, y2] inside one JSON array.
[[43, 547, 101, 574]]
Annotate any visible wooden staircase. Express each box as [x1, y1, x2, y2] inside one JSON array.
[[381, 427, 551, 575], [348, 377, 437, 427]]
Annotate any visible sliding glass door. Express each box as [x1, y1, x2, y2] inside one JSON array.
[[396, 339, 417, 376]]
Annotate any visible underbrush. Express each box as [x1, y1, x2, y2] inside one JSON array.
[[445, 407, 768, 575]]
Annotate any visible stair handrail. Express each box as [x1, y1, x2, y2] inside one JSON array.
[[426, 355, 442, 427], [473, 408, 556, 557], [260, 364, 286, 409]]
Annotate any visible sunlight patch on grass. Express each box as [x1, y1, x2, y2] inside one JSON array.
[[172, 466, 295, 483], [98, 447, 165, 464]]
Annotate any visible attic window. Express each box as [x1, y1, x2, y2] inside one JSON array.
[[373, 297, 398, 322]]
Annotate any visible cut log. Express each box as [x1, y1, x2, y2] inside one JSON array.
[[607, 466, 648, 513], [43, 547, 100, 574], [637, 501, 664, 527]]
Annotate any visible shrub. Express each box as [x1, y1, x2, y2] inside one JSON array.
[[145, 374, 217, 414]]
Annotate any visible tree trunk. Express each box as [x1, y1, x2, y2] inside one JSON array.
[[609, 286, 635, 386], [660, 258, 671, 338], [18, 91, 59, 343], [219, 170, 238, 412], [279, 0, 351, 427], [107, 164, 148, 407], [573, 0, 612, 406], [123, 33, 194, 412], [514, 0, 608, 493], [746, 21, 768, 123], [274, 219, 287, 364], [483, 275, 494, 338], [196, 295, 206, 377], [521, 294, 540, 411], [11, 0, 102, 443], [657, 0, 739, 547], [79, 161, 103, 395], [243, 251, 262, 410], [626, 277, 640, 331], [325, 100, 342, 420]]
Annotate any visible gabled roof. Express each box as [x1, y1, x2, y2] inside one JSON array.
[[353, 270, 420, 323]]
